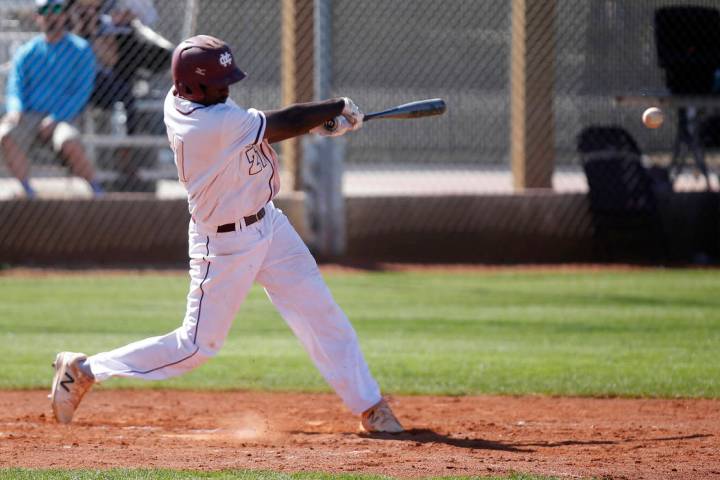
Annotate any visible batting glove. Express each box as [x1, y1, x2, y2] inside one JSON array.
[[310, 115, 354, 137], [341, 97, 363, 131]]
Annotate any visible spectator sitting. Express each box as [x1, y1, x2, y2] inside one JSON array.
[[70, 0, 172, 191], [88, 0, 173, 117], [0, 0, 102, 198], [71, 0, 129, 113]]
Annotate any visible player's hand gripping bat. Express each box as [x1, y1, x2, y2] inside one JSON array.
[[322, 98, 447, 134]]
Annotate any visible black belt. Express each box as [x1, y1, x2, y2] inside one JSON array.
[[216, 207, 266, 233]]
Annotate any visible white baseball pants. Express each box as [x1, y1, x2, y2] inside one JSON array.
[[86, 203, 382, 414]]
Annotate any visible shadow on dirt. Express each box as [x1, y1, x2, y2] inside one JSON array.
[[359, 428, 535, 452], [506, 433, 712, 449], [358, 430, 713, 453]]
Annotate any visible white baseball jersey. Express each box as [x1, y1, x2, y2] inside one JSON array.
[[85, 89, 384, 418], [163, 88, 281, 226]]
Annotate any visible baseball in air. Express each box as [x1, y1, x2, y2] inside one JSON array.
[[642, 107, 664, 129]]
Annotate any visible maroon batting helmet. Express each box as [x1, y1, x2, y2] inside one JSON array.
[[172, 35, 246, 102]]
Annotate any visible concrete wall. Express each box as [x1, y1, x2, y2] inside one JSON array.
[[345, 193, 595, 263], [0, 193, 307, 266], [343, 191, 719, 263], [0, 191, 716, 266]]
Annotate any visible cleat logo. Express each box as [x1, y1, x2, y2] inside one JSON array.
[[219, 52, 232, 67], [60, 372, 74, 392]]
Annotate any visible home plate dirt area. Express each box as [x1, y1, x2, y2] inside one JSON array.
[[1, 391, 719, 478]]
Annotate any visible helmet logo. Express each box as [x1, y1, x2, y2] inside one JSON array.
[[195, 67, 206, 76], [219, 52, 232, 67]]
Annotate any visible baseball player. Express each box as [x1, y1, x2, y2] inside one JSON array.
[[50, 35, 403, 434]]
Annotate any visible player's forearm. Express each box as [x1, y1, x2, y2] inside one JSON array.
[[263, 98, 345, 143]]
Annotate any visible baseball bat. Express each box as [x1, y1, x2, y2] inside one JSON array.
[[322, 98, 446, 133], [363, 98, 447, 121]]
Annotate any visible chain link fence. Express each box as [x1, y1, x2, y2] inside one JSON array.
[[0, 0, 719, 262]]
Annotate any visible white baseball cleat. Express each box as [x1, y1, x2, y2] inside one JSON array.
[[360, 398, 404, 433], [50, 352, 95, 424]]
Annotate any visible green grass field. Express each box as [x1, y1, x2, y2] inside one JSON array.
[[1, 267, 719, 479], [1, 268, 719, 397]]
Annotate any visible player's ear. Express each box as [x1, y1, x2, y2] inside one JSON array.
[[198, 84, 208, 102], [177, 82, 192, 98]]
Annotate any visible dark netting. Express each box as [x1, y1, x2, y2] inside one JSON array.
[[0, 0, 718, 263]]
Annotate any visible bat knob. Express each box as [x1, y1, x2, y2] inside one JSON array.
[[324, 119, 337, 132]]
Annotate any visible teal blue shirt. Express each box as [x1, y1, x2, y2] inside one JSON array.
[[6, 33, 96, 122]]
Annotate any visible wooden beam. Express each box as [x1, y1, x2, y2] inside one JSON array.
[[281, 0, 315, 191], [510, 0, 557, 190]]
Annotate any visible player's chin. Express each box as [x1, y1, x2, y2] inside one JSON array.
[[204, 86, 229, 104]]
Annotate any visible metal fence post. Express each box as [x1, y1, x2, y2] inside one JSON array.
[[181, 0, 197, 39], [301, 0, 345, 256]]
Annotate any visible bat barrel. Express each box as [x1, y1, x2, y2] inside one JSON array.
[[363, 98, 447, 121]]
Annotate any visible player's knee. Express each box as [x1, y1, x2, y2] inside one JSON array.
[[186, 349, 214, 370], [179, 327, 225, 358], [195, 337, 225, 358], [171, 331, 216, 371]]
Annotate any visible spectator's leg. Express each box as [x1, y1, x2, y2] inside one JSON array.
[[54, 122, 103, 195], [114, 147, 135, 183], [0, 134, 30, 183], [0, 114, 34, 197], [60, 139, 94, 180]]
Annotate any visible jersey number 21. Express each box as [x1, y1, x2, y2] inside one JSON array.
[[245, 146, 268, 175]]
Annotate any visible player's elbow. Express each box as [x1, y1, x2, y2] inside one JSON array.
[[264, 107, 311, 143]]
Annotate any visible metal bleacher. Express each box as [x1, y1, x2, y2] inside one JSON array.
[[82, 95, 175, 187]]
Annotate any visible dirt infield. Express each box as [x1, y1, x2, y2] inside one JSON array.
[[1, 391, 718, 479]]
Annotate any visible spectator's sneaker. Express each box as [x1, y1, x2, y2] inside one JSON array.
[[360, 398, 404, 433], [50, 352, 94, 424], [89, 180, 105, 198]]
